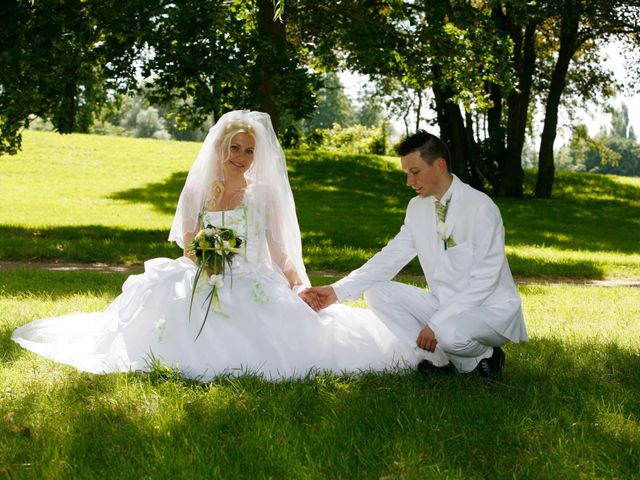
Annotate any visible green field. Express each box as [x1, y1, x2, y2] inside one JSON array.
[[1, 131, 639, 478], [1, 130, 639, 280]]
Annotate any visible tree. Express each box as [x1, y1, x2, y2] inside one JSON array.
[[287, 0, 517, 190], [286, 0, 640, 197], [0, 0, 320, 156], [355, 86, 385, 129], [300, 73, 356, 131], [535, 0, 640, 197], [557, 103, 640, 176], [0, 0, 139, 155], [487, 1, 539, 197], [128, 0, 320, 134], [610, 103, 636, 140], [373, 77, 431, 137]]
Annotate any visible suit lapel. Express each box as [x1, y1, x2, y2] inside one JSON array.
[[410, 196, 439, 250]]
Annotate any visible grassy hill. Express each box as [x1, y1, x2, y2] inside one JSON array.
[[1, 130, 639, 280]]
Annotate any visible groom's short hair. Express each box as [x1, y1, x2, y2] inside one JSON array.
[[396, 130, 450, 167]]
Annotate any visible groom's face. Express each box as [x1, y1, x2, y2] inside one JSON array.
[[401, 150, 445, 198]]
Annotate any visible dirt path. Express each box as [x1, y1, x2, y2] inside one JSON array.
[[1, 261, 638, 287]]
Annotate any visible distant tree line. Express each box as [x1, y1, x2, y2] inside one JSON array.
[[28, 71, 391, 154], [557, 103, 640, 176]]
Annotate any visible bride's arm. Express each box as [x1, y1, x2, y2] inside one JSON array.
[[182, 210, 202, 263], [177, 187, 202, 263], [266, 230, 303, 289], [183, 231, 197, 263]]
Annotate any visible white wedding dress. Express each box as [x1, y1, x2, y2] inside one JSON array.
[[12, 207, 424, 381]]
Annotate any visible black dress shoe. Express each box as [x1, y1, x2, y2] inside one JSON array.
[[475, 347, 505, 380], [475, 358, 492, 379], [490, 346, 505, 371], [417, 359, 454, 375]]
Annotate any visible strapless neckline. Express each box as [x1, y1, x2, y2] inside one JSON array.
[[205, 207, 244, 214]]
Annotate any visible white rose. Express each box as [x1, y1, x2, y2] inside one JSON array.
[[204, 227, 216, 236], [437, 220, 446, 237], [208, 274, 224, 288]]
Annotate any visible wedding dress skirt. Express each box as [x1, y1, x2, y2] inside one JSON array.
[[12, 210, 423, 381]]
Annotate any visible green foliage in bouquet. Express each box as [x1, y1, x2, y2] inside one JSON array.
[[188, 224, 244, 340]]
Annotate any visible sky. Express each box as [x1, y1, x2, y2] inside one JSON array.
[[340, 41, 639, 146]]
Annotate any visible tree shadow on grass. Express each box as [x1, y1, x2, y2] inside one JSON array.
[[0, 224, 180, 264], [506, 249, 606, 279], [521, 168, 640, 199], [4, 335, 638, 478], [0, 268, 126, 298], [0, 323, 24, 363], [106, 156, 640, 255], [294, 160, 639, 255], [109, 170, 187, 216], [289, 151, 413, 248]]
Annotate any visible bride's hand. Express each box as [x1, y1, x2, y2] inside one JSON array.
[[298, 289, 319, 310], [299, 286, 337, 312]]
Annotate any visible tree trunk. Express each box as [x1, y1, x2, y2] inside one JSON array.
[[431, 78, 473, 184], [256, 0, 285, 133], [501, 20, 536, 197], [477, 82, 506, 195], [535, 2, 580, 198], [422, 0, 485, 189], [415, 90, 422, 131]]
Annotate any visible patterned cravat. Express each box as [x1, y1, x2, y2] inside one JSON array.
[[435, 198, 455, 249], [435, 199, 449, 223]]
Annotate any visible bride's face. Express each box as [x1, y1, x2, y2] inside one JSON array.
[[223, 132, 255, 177]]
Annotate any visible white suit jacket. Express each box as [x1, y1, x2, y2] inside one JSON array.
[[333, 175, 528, 343]]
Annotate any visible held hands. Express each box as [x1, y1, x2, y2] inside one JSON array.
[[416, 324, 437, 352], [298, 286, 337, 312]]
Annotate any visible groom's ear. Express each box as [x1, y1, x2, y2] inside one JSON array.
[[434, 157, 447, 174]]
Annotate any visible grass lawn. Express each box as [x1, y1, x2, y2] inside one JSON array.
[[1, 130, 639, 280], [1, 268, 639, 478], [1, 131, 639, 478]]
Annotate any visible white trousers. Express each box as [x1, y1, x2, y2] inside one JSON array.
[[364, 281, 509, 373]]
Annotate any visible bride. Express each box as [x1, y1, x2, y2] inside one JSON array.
[[12, 110, 424, 381]]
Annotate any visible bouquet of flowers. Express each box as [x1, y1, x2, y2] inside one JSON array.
[[188, 224, 244, 339]]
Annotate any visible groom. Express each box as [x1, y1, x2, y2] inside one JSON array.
[[303, 130, 527, 379]]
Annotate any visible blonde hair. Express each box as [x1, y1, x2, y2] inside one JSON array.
[[205, 121, 256, 209], [217, 121, 256, 163]]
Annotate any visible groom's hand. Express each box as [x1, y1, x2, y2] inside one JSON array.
[[416, 325, 437, 352], [299, 286, 337, 311]]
